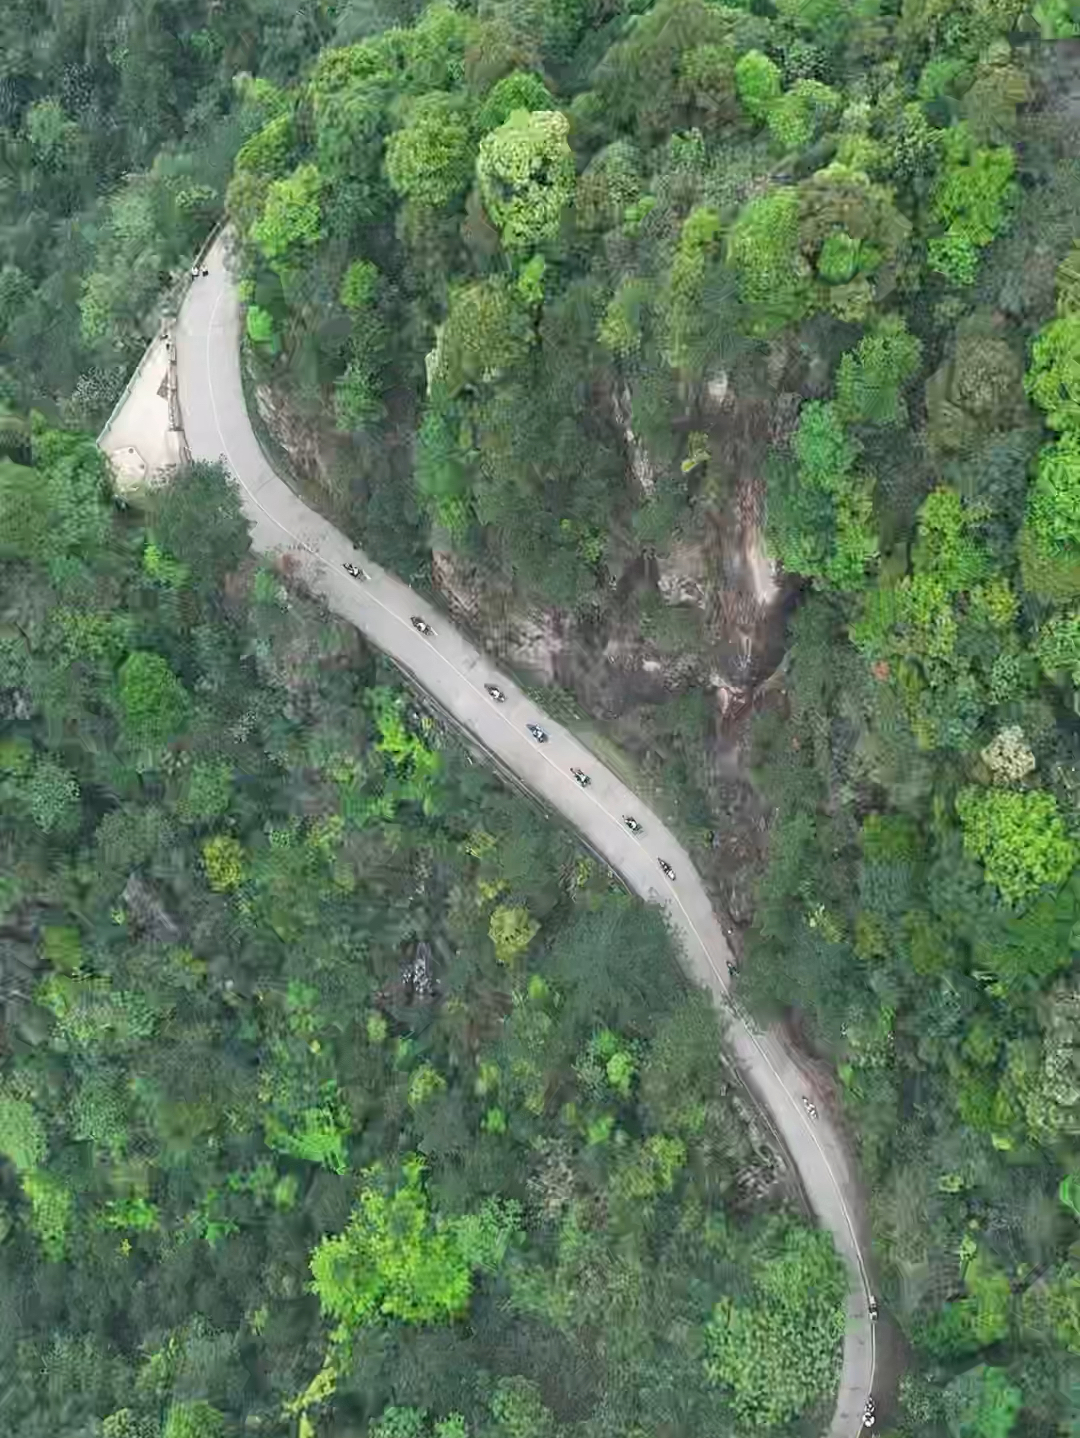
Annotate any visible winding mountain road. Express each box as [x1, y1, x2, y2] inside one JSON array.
[[173, 232, 875, 1435]]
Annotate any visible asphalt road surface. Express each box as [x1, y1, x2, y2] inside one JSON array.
[[175, 233, 876, 1435]]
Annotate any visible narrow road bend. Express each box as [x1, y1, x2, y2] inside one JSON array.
[[174, 232, 876, 1436]]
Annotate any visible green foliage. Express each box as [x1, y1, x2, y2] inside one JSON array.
[[251, 163, 324, 267], [1025, 312, 1080, 432], [599, 279, 652, 357], [23, 757, 82, 833], [340, 259, 379, 312], [201, 835, 246, 892], [663, 205, 722, 372], [768, 400, 878, 589], [477, 73, 554, 134], [386, 95, 475, 209], [726, 187, 812, 334], [334, 358, 385, 432], [476, 109, 575, 251], [796, 162, 913, 321], [407, 1064, 447, 1110], [179, 761, 234, 823], [929, 125, 1016, 285], [431, 280, 534, 393], [235, 113, 294, 177], [163, 1401, 227, 1438], [23, 1169, 73, 1260], [955, 787, 1077, 905], [0, 426, 110, 563], [308, 1157, 474, 1330], [704, 1220, 846, 1428], [117, 652, 191, 744], [1026, 433, 1080, 557], [835, 315, 924, 427], [266, 1102, 349, 1172], [0, 1087, 46, 1171], [489, 905, 540, 965], [1032, 0, 1080, 35], [766, 79, 842, 152], [1060, 1173, 1080, 1218], [734, 50, 782, 121], [13, 2, 1080, 1433], [1036, 610, 1080, 684], [245, 304, 277, 347], [925, 326, 1028, 457], [943, 1365, 1022, 1438]]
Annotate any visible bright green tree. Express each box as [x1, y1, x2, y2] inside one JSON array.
[[734, 50, 781, 121], [1025, 312, 1080, 432], [835, 316, 924, 427], [955, 787, 1077, 905], [766, 80, 842, 152], [201, 835, 246, 892], [23, 1169, 73, 1260], [1026, 433, 1080, 555], [162, 1401, 227, 1438], [704, 1220, 846, 1428], [726, 187, 812, 334], [251, 163, 323, 267], [309, 1156, 473, 1330], [431, 279, 533, 393], [943, 1365, 1022, 1438], [663, 205, 721, 372], [489, 904, 540, 965], [0, 1087, 46, 1171], [386, 94, 475, 209], [117, 652, 190, 744], [245, 304, 277, 349], [477, 72, 554, 133], [476, 109, 575, 251]]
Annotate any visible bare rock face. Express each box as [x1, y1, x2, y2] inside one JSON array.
[[122, 874, 181, 942], [431, 548, 566, 681], [701, 369, 730, 417], [254, 384, 337, 488], [655, 538, 710, 609], [430, 547, 484, 623], [611, 382, 657, 496]]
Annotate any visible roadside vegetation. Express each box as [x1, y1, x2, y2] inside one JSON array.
[[6, 0, 1080, 1433], [217, 1, 1080, 1429], [0, 434, 840, 1435]]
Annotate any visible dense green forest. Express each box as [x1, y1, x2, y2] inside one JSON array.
[[0, 435, 844, 1437], [9, 0, 1080, 1433], [216, 3, 1080, 1432]]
